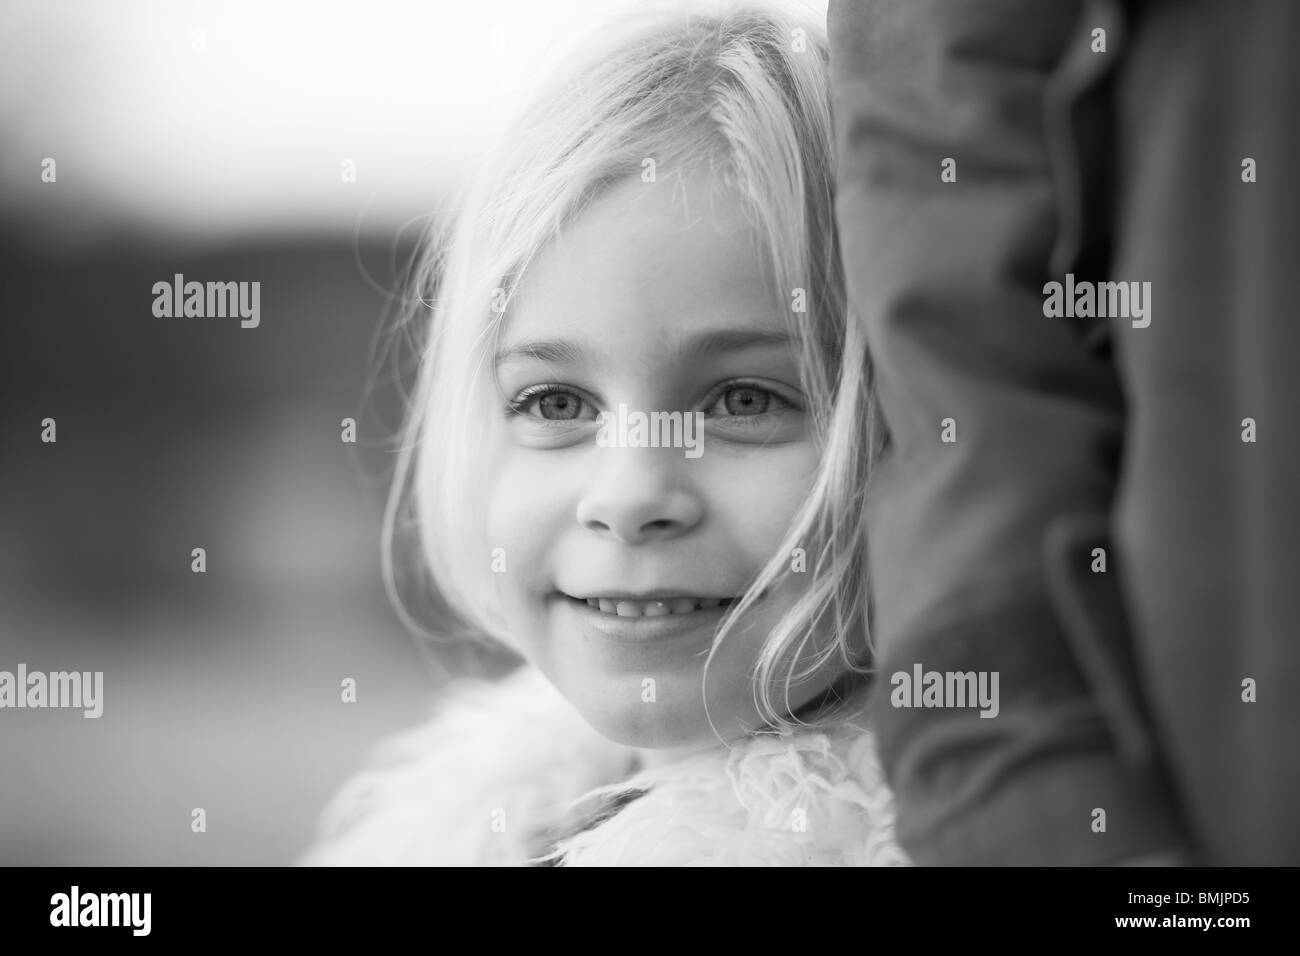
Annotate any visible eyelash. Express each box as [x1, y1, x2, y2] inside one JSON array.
[[502, 380, 798, 424]]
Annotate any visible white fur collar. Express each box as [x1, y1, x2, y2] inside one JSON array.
[[301, 666, 909, 866]]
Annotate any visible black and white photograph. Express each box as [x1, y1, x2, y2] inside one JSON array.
[[1, 0, 1294, 928]]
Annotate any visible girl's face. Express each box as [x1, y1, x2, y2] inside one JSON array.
[[485, 170, 843, 752]]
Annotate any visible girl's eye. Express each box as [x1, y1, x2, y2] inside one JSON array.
[[534, 390, 583, 420], [707, 382, 792, 419], [507, 385, 595, 422], [720, 384, 771, 416]]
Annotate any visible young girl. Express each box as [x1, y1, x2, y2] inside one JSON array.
[[302, 1, 906, 866]]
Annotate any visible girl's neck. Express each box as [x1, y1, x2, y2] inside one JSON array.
[[630, 675, 875, 771], [634, 741, 724, 771]]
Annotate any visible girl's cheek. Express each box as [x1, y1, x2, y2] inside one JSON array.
[[486, 472, 531, 564], [708, 443, 816, 541], [484, 452, 571, 588]]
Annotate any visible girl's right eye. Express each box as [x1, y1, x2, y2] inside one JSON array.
[[505, 385, 598, 423]]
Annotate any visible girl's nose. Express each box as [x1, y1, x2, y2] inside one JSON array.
[[575, 447, 705, 545]]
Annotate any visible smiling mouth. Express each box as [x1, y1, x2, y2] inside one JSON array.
[[561, 594, 738, 618]]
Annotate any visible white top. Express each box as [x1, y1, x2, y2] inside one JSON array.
[[300, 665, 909, 866]]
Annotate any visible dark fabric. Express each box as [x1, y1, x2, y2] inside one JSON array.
[[1105, 0, 1300, 865], [831, 0, 1300, 864]]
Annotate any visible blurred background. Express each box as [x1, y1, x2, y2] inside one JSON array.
[[0, 0, 826, 865]]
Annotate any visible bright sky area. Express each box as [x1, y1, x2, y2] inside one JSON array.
[[0, 0, 828, 245]]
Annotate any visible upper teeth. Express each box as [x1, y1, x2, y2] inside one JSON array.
[[585, 597, 724, 617]]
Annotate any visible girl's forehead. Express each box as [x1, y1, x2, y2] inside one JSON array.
[[505, 172, 783, 345]]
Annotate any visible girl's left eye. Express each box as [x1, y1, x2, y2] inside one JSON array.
[[705, 382, 794, 419]]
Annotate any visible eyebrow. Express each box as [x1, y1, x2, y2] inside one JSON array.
[[493, 328, 795, 368]]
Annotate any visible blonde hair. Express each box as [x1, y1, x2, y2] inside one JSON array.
[[380, 1, 883, 733]]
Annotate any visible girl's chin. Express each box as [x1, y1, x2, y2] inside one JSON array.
[[554, 674, 761, 749]]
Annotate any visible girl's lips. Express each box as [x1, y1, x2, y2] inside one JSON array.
[[555, 593, 734, 644], [574, 595, 735, 617]]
